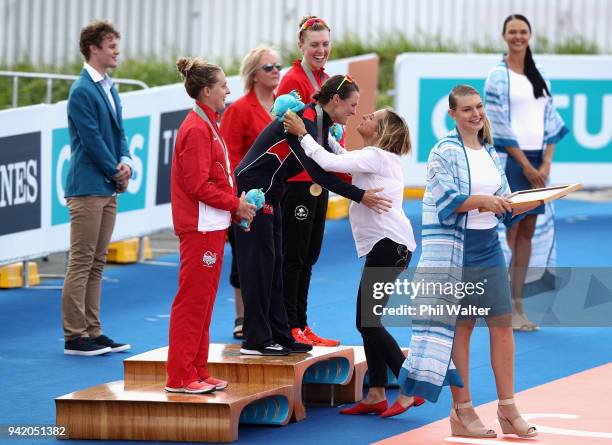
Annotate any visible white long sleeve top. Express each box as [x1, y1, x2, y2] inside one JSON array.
[[301, 134, 416, 257]]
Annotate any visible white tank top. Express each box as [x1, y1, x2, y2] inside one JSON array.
[[465, 146, 501, 229], [509, 70, 547, 151]]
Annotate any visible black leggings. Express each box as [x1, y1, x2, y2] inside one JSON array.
[[281, 182, 329, 329], [356, 238, 412, 388], [227, 227, 240, 289]]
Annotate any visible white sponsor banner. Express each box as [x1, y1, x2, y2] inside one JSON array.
[[394, 53, 612, 186], [0, 56, 359, 264]]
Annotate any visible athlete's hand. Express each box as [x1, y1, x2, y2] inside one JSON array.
[[236, 191, 257, 221], [231, 212, 249, 232], [361, 188, 392, 214]]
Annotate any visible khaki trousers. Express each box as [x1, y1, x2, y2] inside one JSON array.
[[61, 196, 117, 341]]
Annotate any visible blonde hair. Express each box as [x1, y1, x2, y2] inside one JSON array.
[[448, 84, 493, 145], [176, 56, 222, 99], [239, 46, 279, 92], [375, 108, 412, 156]]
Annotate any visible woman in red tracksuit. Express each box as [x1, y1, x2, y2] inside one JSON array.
[[276, 16, 340, 347], [220, 46, 281, 340], [165, 57, 256, 394]]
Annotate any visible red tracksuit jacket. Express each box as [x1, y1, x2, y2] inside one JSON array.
[[277, 60, 327, 183], [171, 101, 239, 235], [277, 59, 349, 183], [220, 89, 273, 172]]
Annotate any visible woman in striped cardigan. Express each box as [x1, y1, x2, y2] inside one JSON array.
[[484, 14, 569, 331], [398, 85, 537, 439]]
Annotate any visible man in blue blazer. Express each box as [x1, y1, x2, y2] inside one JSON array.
[[62, 21, 133, 356]]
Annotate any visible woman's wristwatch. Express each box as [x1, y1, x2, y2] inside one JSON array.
[[297, 133, 308, 142]]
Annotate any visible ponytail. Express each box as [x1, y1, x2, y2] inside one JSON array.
[[524, 46, 550, 98], [480, 112, 494, 146]]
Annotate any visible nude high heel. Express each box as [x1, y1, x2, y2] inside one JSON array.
[[497, 398, 538, 438], [449, 401, 497, 438]]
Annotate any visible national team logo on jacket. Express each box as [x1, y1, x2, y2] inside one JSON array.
[[294, 205, 308, 221], [202, 251, 217, 267], [262, 204, 274, 215]]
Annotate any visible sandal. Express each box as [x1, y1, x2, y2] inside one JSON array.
[[449, 401, 497, 438], [512, 312, 535, 332], [233, 317, 244, 339], [497, 398, 538, 437], [521, 313, 539, 331]]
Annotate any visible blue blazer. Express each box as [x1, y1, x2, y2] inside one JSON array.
[[65, 68, 131, 197]]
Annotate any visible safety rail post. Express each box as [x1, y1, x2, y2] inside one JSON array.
[[46, 78, 53, 103], [12, 76, 18, 107], [22, 260, 30, 289]]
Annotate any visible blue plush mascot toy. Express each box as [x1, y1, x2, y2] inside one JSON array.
[[240, 188, 265, 229], [271, 90, 305, 122]]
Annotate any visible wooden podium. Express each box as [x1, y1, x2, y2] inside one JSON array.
[[56, 380, 292, 442], [56, 343, 372, 442], [304, 346, 408, 404], [122, 343, 354, 421]]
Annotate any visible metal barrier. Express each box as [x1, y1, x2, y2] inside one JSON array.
[[0, 70, 149, 108], [0, 71, 148, 287]]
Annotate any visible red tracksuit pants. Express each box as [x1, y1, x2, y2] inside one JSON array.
[[166, 229, 226, 388]]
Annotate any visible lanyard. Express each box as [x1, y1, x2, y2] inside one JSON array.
[[301, 59, 329, 93], [314, 104, 324, 145], [193, 104, 233, 188]]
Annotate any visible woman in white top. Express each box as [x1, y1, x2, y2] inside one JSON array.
[[485, 14, 568, 331], [284, 108, 423, 418]]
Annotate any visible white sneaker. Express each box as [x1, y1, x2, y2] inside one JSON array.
[[239, 343, 289, 356]]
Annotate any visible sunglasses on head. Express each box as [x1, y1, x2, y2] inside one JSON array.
[[300, 17, 328, 31], [261, 63, 282, 72], [336, 74, 354, 91]]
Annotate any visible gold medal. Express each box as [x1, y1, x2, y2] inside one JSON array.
[[309, 183, 322, 196]]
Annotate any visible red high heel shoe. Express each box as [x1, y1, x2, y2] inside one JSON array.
[[380, 396, 425, 418], [339, 400, 388, 415]]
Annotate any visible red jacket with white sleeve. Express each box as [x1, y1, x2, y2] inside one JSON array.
[[171, 101, 239, 235]]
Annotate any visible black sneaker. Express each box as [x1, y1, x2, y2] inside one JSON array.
[[239, 343, 290, 356], [64, 337, 111, 356], [92, 335, 131, 352], [281, 340, 313, 353]]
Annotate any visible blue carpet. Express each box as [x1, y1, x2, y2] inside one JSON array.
[[1, 198, 611, 444]]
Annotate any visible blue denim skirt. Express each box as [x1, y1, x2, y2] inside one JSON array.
[[459, 228, 512, 318], [505, 149, 545, 216]]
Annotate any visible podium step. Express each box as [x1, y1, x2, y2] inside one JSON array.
[[124, 343, 354, 421], [304, 346, 409, 404], [56, 380, 292, 443]]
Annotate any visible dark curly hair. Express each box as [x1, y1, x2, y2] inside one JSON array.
[[79, 20, 120, 61]]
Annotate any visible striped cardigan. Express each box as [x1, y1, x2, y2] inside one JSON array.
[[484, 57, 569, 274], [398, 128, 513, 402]]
